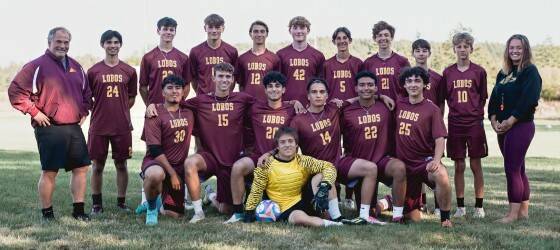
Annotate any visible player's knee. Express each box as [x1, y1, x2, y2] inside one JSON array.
[[92, 164, 105, 174], [73, 166, 89, 175], [392, 161, 407, 181], [114, 160, 127, 171], [145, 167, 165, 183], [288, 210, 306, 225], [435, 169, 450, 188], [184, 157, 201, 175], [363, 162, 378, 177], [454, 160, 466, 172]]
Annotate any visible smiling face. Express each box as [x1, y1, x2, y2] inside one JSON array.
[[213, 70, 233, 93], [508, 38, 523, 65], [276, 133, 298, 159], [250, 24, 267, 45], [48, 30, 70, 60], [413, 47, 430, 65], [290, 25, 309, 43], [403, 75, 425, 98], [265, 81, 285, 102], [102, 37, 121, 57], [356, 76, 378, 101], [334, 31, 351, 52], [374, 29, 392, 50], [158, 26, 176, 43], [162, 84, 184, 104], [205, 24, 224, 41]]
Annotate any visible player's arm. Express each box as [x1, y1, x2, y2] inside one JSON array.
[[378, 94, 395, 110], [188, 50, 199, 92], [128, 69, 138, 108], [244, 163, 269, 222], [8, 63, 45, 122], [299, 155, 337, 186], [478, 69, 488, 108], [139, 56, 150, 106], [79, 66, 92, 124]]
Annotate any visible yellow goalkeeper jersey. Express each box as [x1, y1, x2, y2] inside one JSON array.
[[245, 154, 336, 212]]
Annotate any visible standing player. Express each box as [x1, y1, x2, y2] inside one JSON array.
[[139, 17, 191, 106], [226, 71, 295, 223], [442, 32, 487, 218], [323, 27, 362, 101], [140, 75, 194, 225], [363, 21, 410, 100], [87, 30, 137, 214], [277, 16, 325, 105], [236, 20, 280, 101], [190, 14, 238, 95], [396, 67, 453, 227], [339, 71, 407, 223]]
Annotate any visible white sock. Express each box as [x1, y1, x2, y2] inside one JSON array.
[[328, 199, 342, 220], [359, 204, 370, 219], [141, 188, 147, 203], [393, 206, 404, 218], [184, 185, 190, 201], [323, 219, 342, 227], [192, 199, 203, 214], [378, 198, 389, 210]]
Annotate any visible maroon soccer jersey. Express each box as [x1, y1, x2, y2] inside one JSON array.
[[87, 61, 137, 135], [143, 104, 194, 165], [189, 41, 238, 95], [236, 49, 280, 102], [424, 69, 445, 108], [249, 101, 295, 155], [442, 62, 488, 126], [277, 45, 325, 105], [323, 55, 362, 101], [395, 98, 447, 167], [362, 52, 410, 99], [182, 92, 254, 166], [341, 101, 393, 163], [290, 103, 341, 163], [139, 47, 191, 104]]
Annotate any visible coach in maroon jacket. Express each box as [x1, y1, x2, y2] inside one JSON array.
[[8, 27, 92, 221]]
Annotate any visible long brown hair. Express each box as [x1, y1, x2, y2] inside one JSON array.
[[502, 34, 533, 74]]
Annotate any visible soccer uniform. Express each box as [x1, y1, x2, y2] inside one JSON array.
[[362, 52, 410, 100], [139, 47, 191, 105], [189, 41, 238, 95], [442, 63, 488, 159], [277, 44, 325, 105], [182, 92, 254, 204], [236, 49, 280, 101], [424, 69, 445, 109], [87, 61, 137, 160], [339, 101, 394, 185], [245, 154, 336, 220], [395, 98, 447, 212], [323, 55, 362, 101], [142, 104, 194, 214]]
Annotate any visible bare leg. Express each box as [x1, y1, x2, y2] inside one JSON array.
[[143, 166, 165, 200], [71, 166, 89, 203], [91, 159, 106, 195], [288, 210, 326, 227], [184, 154, 207, 201], [114, 160, 128, 198], [38, 171, 58, 208], [470, 158, 484, 199], [386, 159, 407, 207], [347, 159, 377, 206], [231, 157, 255, 205], [454, 159, 466, 202]]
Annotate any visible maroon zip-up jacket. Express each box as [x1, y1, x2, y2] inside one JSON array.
[[8, 50, 92, 127]]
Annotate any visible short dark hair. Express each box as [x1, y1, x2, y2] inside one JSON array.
[[399, 66, 429, 87], [288, 16, 311, 30], [263, 71, 287, 87], [162, 74, 185, 89], [412, 39, 431, 52], [354, 71, 378, 86], [306, 78, 329, 93], [157, 17, 177, 30], [274, 126, 299, 145], [205, 14, 225, 27], [372, 21, 395, 38], [100, 30, 122, 45], [332, 27, 352, 42], [249, 20, 269, 33], [213, 62, 235, 75]]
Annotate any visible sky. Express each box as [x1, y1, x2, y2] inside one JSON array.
[[1, 0, 558, 66]]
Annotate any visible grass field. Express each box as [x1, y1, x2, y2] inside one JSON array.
[[0, 150, 559, 249]]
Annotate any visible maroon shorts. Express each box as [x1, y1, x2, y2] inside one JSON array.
[[198, 151, 233, 205], [403, 160, 437, 213], [141, 158, 185, 214], [336, 155, 393, 187], [447, 122, 488, 160], [87, 133, 132, 161]]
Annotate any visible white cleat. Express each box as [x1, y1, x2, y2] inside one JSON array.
[[224, 213, 244, 224], [453, 207, 467, 218], [365, 216, 387, 225], [189, 212, 205, 224], [473, 207, 486, 218]]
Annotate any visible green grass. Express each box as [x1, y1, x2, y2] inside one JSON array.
[[0, 150, 559, 249]]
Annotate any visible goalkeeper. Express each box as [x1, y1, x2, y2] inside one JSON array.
[[243, 127, 343, 227]]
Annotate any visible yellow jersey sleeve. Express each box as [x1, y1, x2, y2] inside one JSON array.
[[244, 161, 270, 211], [298, 154, 337, 186]]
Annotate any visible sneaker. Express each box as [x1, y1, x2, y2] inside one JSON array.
[[117, 203, 131, 212], [135, 196, 162, 215], [391, 216, 405, 224], [203, 185, 215, 206], [145, 208, 158, 226], [342, 198, 356, 210], [224, 213, 243, 224], [473, 207, 485, 218], [189, 212, 205, 223], [434, 208, 441, 217], [453, 207, 466, 218], [441, 219, 453, 228], [91, 205, 103, 215], [364, 216, 387, 225], [72, 213, 91, 222]]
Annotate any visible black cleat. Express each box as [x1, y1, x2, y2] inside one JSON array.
[[72, 213, 91, 221]]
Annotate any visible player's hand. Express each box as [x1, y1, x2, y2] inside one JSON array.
[[498, 120, 513, 133], [380, 95, 395, 111], [293, 100, 307, 114], [243, 210, 256, 223], [312, 181, 331, 213], [426, 160, 441, 173], [79, 116, 86, 126], [170, 174, 181, 190], [257, 152, 272, 168], [491, 120, 501, 133], [32, 111, 51, 127], [145, 104, 158, 118], [330, 98, 344, 108]]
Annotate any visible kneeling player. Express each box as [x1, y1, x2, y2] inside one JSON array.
[[396, 67, 452, 227], [140, 75, 194, 225], [244, 127, 342, 227]]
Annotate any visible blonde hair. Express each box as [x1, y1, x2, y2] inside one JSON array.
[[452, 32, 474, 49], [502, 34, 533, 75]]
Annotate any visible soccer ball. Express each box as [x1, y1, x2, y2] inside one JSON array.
[[255, 200, 281, 222]]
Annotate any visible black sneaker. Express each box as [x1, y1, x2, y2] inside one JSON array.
[[72, 213, 91, 221], [117, 203, 131, 212], [91, 205, 103, 215]]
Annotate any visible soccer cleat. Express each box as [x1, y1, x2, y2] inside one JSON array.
[[441, 219, 453, 228], [341, 198, 356, 210], [117, 203, 131, 212], [72, 213, 91, 222], [145, 208, 158, 226], [189, 212, 205, 224], [453, 207, 466, 218], [203, 185, 216, 206], [224, 213, 244, 224], [91, 205, 103, 215], [364, 216, 387, 225], [135, 195, 162, 215], [434, 208, 441, 217], [473, 207, 485, 218]]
